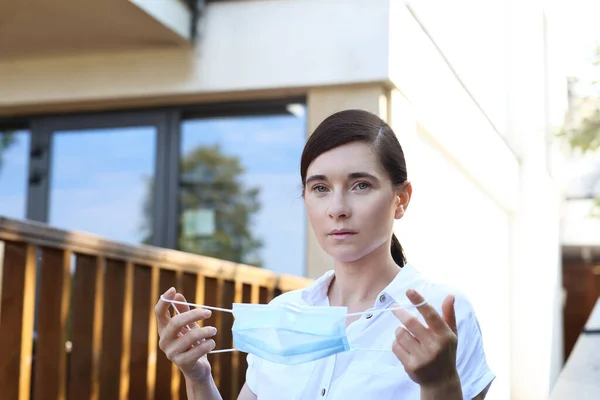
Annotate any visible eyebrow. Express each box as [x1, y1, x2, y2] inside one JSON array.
[[305, 172, 380, 185]]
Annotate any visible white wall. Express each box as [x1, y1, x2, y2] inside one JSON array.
[[505, 1, 564, 398], [391, 91, 512, 400], [390, 2, 565, 399], [405, 0, 510, 137], [388, 1, 519, 214]]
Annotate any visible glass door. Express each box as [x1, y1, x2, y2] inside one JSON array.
[[49, 126, 156, 245], [28, 112, 175, 247]]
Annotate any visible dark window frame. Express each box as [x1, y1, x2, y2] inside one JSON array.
[[0, 96, 306, 256]]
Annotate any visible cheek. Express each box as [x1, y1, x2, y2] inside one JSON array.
[[304, 197, 323, 225], [357, 194, 396, 222]]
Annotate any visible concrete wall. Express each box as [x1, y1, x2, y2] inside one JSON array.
[[0, 0, 391, 117]]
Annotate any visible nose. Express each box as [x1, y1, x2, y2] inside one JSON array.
[[327, 192, 351, 220]]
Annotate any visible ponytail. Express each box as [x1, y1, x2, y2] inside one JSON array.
[[391, 233, 406, 267]]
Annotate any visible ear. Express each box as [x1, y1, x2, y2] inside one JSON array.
[[394, 182, 412, 220]]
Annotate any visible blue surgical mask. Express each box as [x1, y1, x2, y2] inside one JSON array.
[[161, 296, 426, 365]]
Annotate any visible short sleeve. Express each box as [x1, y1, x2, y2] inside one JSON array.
[[456, 311, 496, 399], [245, 352, 260, 395]]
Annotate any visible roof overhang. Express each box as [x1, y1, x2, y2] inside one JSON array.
[[0, 0, 193, 59]]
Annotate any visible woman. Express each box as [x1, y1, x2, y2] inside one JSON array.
[[155, 109, 495, 399]]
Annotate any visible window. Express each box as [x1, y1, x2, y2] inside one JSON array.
[[49, 127, 156, 244], [0, 129, 30, 219], [179, 110, 306, 276]]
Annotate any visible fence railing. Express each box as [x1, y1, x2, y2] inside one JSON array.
[[0, 216, 313, 400], [551, 296, 600, 399]]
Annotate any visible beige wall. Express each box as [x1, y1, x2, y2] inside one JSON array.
[[305, 84, 390, 279], [0, 0, 391, 117]]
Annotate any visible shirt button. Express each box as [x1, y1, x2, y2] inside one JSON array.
[[379, 294, 387, 303], [321, 388, 326, 396], [365, 313, 373, 319]]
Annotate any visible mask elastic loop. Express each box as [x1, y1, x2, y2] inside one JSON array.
[[160, 296, 234, 313], [345, 299, 428, 317], [209, 348, 238, 353], [161, 296, 238, 354]]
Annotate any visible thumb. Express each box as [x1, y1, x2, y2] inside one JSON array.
[[155, 287, 176, 332], [442, 294, 457, 334]]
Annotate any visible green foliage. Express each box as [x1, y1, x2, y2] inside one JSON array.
[[560, 103, 600, 154], [560, 47, 600, 217], [561, 47, 600, 154], [141, 144, 263, 267], [0, 130, 16, 171]]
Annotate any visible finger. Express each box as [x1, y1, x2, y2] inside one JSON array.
[[171, 293, 202, 330], [174, 338, 216, 366], [406, 289, 447, 333], [155, 287, 176, 333], [173, 293, 191, 314], [163, 308, 212, 340], [442, 294, 457, 335], [170, 326, 217, 355], [395, 326, 421, 355], [392, 339, 412, 366], [391, 305, 430, 344]]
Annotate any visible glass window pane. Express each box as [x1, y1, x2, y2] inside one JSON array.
[[0, 130, 30, 219], [180, 111, 306, 276], [49, 127, 156, 245]]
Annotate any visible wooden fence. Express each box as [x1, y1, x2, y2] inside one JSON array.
[[0, 216, 313, 400]]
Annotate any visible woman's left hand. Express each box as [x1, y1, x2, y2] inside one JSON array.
[[391, 289, 461, 395]]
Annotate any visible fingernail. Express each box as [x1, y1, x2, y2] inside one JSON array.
[[165, 287, 175, 295], [210, 327, 217, 335], [407, 289, 416, 297]]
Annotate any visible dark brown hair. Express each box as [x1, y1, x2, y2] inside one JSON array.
[[300, 109, 408, 267]]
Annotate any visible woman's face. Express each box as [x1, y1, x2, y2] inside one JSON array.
[[303, 142, 409, 263]]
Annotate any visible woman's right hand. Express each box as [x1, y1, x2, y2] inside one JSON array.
[[155, 287, 218, 383]]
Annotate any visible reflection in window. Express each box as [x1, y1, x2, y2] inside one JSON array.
[[0, 130, 30, 219], [49, 127, 156, 244], [180, 111, 306, 276]]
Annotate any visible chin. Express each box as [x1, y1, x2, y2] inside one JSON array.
[[323, 238, 389, 264], [324, 246, 369, 264]]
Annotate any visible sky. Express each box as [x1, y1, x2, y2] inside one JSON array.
[[0, 112, 307, 277]]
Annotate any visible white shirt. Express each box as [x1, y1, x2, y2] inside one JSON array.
[[245, 263, 495, 400]]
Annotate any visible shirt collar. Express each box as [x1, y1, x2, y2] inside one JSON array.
[[300, 263, 425, 307], [301, 269, 335, 305]]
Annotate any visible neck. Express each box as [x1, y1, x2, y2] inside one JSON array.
[[328, 242, 401, 310]]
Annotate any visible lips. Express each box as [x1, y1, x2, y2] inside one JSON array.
[[328, 229, 357, 239]]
